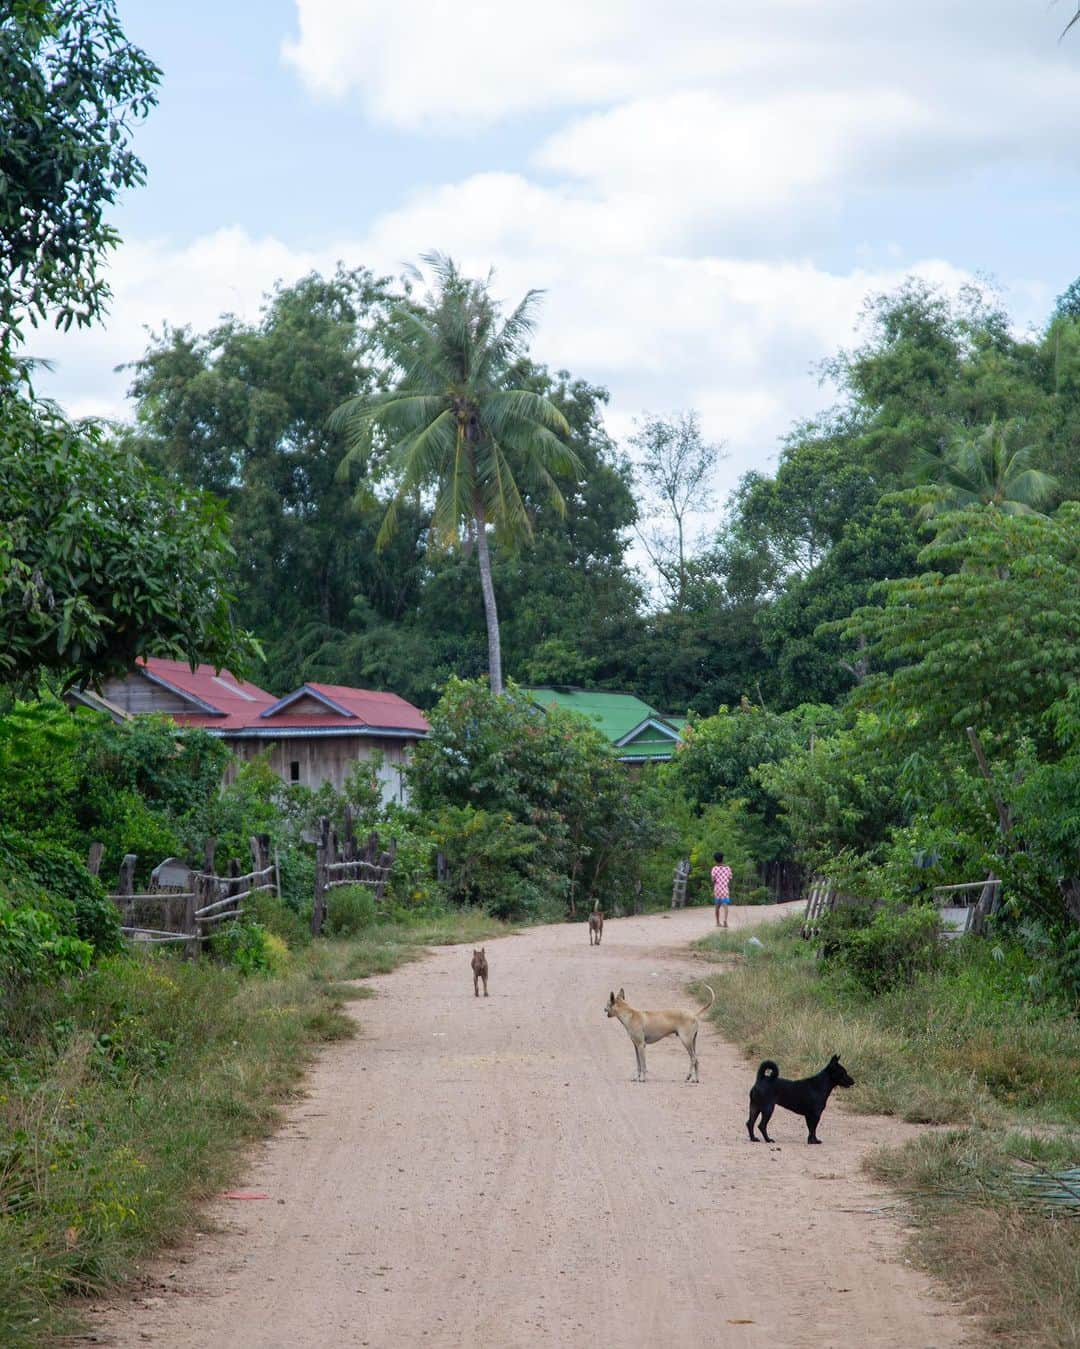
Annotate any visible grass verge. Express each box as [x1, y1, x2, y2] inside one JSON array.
[[0, 910, 508, 1347], [695, 916, 1080, 1348]]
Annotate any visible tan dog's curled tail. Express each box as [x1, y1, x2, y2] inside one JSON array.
[[696, 983, 716, 1017]]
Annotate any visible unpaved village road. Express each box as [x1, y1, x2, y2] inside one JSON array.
[[95, 905, 971, 1349]]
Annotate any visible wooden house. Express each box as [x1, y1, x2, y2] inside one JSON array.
[[99, 658, 429, 804]]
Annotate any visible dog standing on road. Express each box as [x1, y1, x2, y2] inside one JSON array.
[[605, 984, 715, 1082], [746, 1054, 854, 1144], [471, 948, 488, 997], [588, 901, 604, 946]]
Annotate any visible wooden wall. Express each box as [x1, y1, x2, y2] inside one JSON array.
[[224, 735, 415, 805], [100, 672, 195, 716]]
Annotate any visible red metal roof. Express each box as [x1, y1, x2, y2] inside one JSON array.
[[138, 657, 275, 722], [256, 682, 429, 732], [137, 660, 428, 736]]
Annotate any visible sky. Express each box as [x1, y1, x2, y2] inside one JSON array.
[[31, 0, 1080, 507]]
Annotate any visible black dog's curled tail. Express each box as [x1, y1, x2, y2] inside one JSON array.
[[756, 1060, 779, 1081]]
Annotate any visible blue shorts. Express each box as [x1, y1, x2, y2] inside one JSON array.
[[714, 897, 730, 905]]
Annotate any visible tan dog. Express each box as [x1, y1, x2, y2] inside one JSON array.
[[605, 983, 715, 1082], [588, 900, 604, 946], [471, 948, 488, 997]]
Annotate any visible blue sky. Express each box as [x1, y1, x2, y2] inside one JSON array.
[[35, 0, 1080, 506]]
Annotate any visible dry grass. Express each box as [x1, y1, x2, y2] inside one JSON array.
[[0, 909, 510, 1347], [695, 916, 1080, 1347]]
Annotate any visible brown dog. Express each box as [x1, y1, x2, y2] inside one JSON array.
[[605, 983, 715, 1082], [471, 948, 488, 997], [588, 900, 604, 946]]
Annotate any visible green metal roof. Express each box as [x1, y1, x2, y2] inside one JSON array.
[[520, 687, 682, 761]]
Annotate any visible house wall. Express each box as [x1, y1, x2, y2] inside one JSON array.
[[224, 735, 415, 805], [101, 672, 194, 716]]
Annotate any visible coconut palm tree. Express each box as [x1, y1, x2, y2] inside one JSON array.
[[331, 254, 579, 694], [909, 419, 1060, 524]]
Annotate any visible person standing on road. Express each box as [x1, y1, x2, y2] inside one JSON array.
[[711, 852, 733, 928]]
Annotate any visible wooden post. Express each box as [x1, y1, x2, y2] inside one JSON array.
[[342, 806, 356, 861], [273, 847, 282, 901], [184, 883, 199, 959], [115, 853, 137, 930], [203, 836, 217, 875], [311, 816, 330, 936], [86, 842, 104, 877]]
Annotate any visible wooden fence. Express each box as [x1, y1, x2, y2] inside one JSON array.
[[311, 810, 396, 936], [93, 834, 279, 954], [670, 858, 691, 909], [801, 873, 1003, 942]]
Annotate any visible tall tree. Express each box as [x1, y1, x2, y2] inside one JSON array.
[[630, 410, 724, 610], [904, 418, 1060, 522], [122, 267, 410, 691], [0, 0, 160, 368], [0, 391, 258, 689], [331, 254, 579, 694]]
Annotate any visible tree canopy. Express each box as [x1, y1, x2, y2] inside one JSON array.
[[0, 0, 160, 363]]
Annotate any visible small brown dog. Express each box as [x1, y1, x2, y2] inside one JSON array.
[[588, 900, 604, 946], [471, 947, 488, 997]]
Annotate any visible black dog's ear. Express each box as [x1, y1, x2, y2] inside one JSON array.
[[829, 1053, 839, 1063]]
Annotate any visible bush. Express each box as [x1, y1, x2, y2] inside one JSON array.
[[209, 920, 287, 977], [0, 895, 93, 988], [0, 830, 121, 958], [322, 884, 377, 937], [820, 901, 942, 995]]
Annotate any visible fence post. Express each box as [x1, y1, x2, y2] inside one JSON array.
[[115, 854, 136, 929], [203, 836, 217, 875], [342, 807, 356, 861], [184, 883, 199, 959], [86, 842, 104, 877], [311, 816, 330, 935]]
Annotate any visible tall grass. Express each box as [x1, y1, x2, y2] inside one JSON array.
[[696, 917, 1080, 1346], [0, 909, 508, 1347]]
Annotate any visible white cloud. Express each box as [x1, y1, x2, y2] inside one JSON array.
[[32, 0, 1062, 520], [31, 229, 327, 420], [32, 197, 980, 509]]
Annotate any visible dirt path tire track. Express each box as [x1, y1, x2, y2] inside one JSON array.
[[93, 905, 972, 1348]]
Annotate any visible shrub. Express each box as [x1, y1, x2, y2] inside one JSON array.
[[820, 901, 942, 995], [322, 884, 377, 937], [0, 829, 121, 958], [209, 920, 286, 977], [0, 895, 93, 987]]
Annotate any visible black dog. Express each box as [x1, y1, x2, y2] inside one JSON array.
[[746, 1054, 854, 1144]]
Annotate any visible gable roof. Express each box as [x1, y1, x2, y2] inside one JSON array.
[[137, 657, 276, 725], [261, 683, 430, 734], [520, 687, 683, 761], [134, 660, 428, 738]]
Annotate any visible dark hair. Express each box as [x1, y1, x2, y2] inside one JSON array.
[[713, 852, 724, 863]]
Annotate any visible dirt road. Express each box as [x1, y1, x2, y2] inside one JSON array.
[[95, 905, 970, 1348]]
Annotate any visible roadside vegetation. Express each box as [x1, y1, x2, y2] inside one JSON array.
[[0, 909, 506, 1348], [698, 917, 1080, 1347]]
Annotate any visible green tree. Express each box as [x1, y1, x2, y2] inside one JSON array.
[[408, 677, 667, 914], [837, 503, 1080, 746], [331, 254, 579, 694], [0, 391, 259, 688], [122, 267, 415, 691], [904, 419, 1060, 522], [0, 0, 160, 363]]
